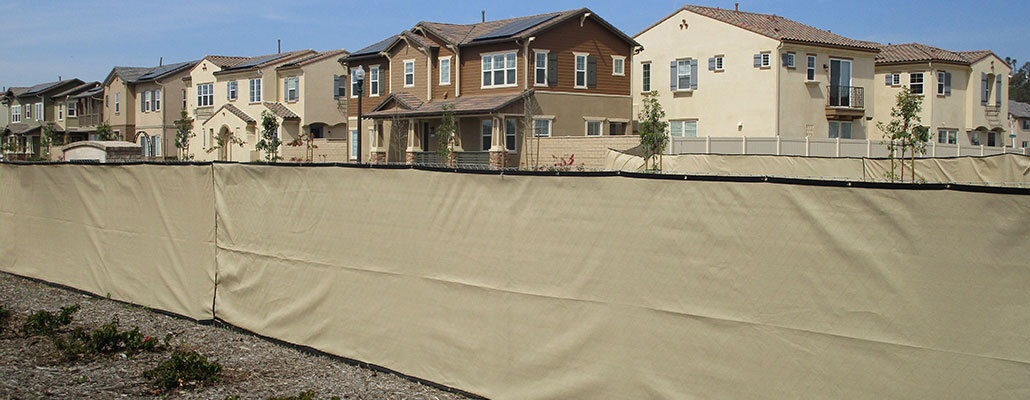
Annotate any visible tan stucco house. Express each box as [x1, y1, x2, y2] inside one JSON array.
[[3, 79, 87, 159], [633, 4, 880, 141], [101, 60, 199, 159], [874, 44, 1012, 149], [1008, 100, 1030, 149]]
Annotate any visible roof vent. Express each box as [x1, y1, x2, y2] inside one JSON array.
[[735, 3, 739, 11], [482, 10, 485, 23]]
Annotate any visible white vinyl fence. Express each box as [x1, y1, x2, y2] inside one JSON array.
[[669, 136, 1030, 158]]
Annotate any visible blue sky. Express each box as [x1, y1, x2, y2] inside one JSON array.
[[1, 0, 1026, 87]]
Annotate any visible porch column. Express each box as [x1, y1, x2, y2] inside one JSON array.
[[489, 115, 506, 169], [405, 119, 418, 165], [369, 121, 386, 164]]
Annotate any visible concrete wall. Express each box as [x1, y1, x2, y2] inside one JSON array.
[[524, 135, 640, 169]]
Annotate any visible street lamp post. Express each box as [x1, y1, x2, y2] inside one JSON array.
[[354, 66, 366, 164]]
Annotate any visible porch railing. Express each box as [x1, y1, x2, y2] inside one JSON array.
[[828, 85, 864, 109], [414, 151, 443, 165], [455, 151, 490, 167]]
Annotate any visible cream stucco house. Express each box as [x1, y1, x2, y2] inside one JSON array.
[[102, 60, 199, 159], [633, 4, 880, 141], [874, 44, 1012, 149], [1008, 100, 1030, 149]]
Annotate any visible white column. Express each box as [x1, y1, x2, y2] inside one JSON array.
[[866, 138, 871, 157], [835, 137, 841, 157], [406, 119, 417, 152], [705, 136, 711, 154], [741, 136, 747, 155], [776, 136, 781, 155], [805, 136, 810, 157]]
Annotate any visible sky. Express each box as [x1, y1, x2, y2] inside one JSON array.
[[1, 0, 1027, 87]]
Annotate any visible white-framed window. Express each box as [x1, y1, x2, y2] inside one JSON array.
[[714, 56, 724, 71], [642, 62, 651, 92], [58, 103, 64, 121], [152, 134, 161, 157], [197, 84, 213, 107], [585, 119, 602, 136], [350, 129, 359, 160], [533, 118, 551, 137], [182, 89, 187, 108], [35, 103, 42, 121], [1023, 120, 1030, 130], [612, 55, 625, 76], [369, 65, 380, 96], [439, 57, 451, 85], [574, 53, 588, 88], [481, 119, 492, 151], [970, 131, 982, 145], [806, 55, 816, 80], [249, 78, 262, 103], [228, 81, 237, 101], [910, 73, 924, 95], [115, 93, 120, 113], [11, 105, 20, 122], [403, 59, 415, 87], [482, 51, 517, 88], [285, 77, 299, 102], [784, 52, 796, 68], [351, 69, 360, 98], [676, 59, 691, 91], [67, 101, 76, 117], [504, 119, 517, 151], [937, 71, 946, 95], [937, 129, 957, 144], [828, 121, 852, 139], [761, 52, 771, 67], [892, 73, 900, 85], [143, 91, 151, 112], [669, 120, 698, 137], [534, 50, 548, 86], [153, 90, 160, 112]]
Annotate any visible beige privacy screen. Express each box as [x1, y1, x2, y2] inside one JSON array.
[[0, 164, 216, 320], [213, 164, 1030, 399]]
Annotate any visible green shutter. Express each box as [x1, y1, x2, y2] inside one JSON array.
[[547, 53, 558, 86], [587, 55, 597, 88]]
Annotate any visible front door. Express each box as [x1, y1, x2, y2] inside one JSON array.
[[218, 128, 230, 161], [829, 59, 852, 107]]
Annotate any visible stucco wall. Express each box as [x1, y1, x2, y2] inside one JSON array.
[[778, 43, 877, 139]]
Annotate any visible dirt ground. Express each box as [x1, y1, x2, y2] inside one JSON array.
[[0, 272, 478, 400]]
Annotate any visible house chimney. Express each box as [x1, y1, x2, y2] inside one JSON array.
[[59, 76, 62, 81], [482, 11, 485, 22], [278, 39, 281, 54], [159, 57, 163, 66], [735, 3, 738, 11]]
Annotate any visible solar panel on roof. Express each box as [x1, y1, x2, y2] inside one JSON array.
[[137, 62, 191, 80], [473, 14, 557, 41], [352, 35, 398, 56]]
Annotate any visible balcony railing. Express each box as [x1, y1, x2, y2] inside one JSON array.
[[74, 113, 102, 128], [828, 85, 864, 109]]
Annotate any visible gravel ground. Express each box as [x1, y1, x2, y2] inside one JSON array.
[[0, 272, 478, 400]]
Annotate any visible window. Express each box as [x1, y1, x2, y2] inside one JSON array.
[[760, 52, 771, 67], [440, 57, 451, 85], [350, 130, 359, 160], [970, 131, 981, 146], [182, 89, 187, 108], [806, 55, 816, 80], [1023, 141, 1029, 148], [152, 134, 161, 157], [310, 126, 323, 139], [1023, 120, 1030, 130], [586, 120, 602, 136], [534, 51, 548, 85], [482, 51, 517, 88], [642, 62, 651, 92], [937, 71, 946, 95], [58, 103, 63, 121], [504, 119, 516, 151], [669, 120, 698, 137], [228, 81, 237, 100], [285, 77, 299, 102], [369, 66, 380, 96], [533, 119, 551, 137], [67, 102, 76, 117], [828, 121, 852, 139], [987, 131, 997, 147], [115, 93, 120, 113], [909, 73, 923, 95], [937, 129, 957, 144], [612, 56, 625, 76], [143, 91, 151, 112], [676, 59, 691, 90], [105, 95, 109, 107], [35, 103, 42, 121], [153, 90, 160, 111], [481, 119, 492, 151], [403, 60, 414, 87], [711, 56, 724, 71], [249, 78, 262, 102], [609, 122, 626, 135], [197, 84, 213, 107], [575, 53, 588, 88], [11, 105, 20, 122], [784, 52, 795, 68], [333, 75, 345, 98], [892, 74, 900, 86], [351, 70, 360, 98]]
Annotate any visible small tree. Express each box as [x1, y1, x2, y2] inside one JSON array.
[[287, 130, 319, 162], [173, 108, 195, 160], [637, 91, 669, 171], [876, 86, 923, 181], [254, 111, 282, 162], [436, 104, 457, 165], [96, 122, 116, 141], [206, 130, 245, 160], [40, 122, 59, 159]]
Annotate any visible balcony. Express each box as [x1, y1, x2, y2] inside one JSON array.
[[826, 85, 865, 119]]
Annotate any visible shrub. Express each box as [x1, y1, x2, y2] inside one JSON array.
[[53, 319, 161, 361], [144, 350, 222, 390], [23, 304, 79, 336], [0, 305, 10, 329]]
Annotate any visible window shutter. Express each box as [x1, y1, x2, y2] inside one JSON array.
[[587, 55, 597, 88], [333, 75, 340, 98], [885, 74, 892, 86], [547, 53, 558, 86], [690, 59, 698, 90], [753, 54, 761, 67], [670, 61, 678, 91], [141, 95, 146, 112], [944, 72, 952, 95], [284, 79, 289, 101], [379, 73, 386, 95], [996, 75, 1002, 105], [781, 53, 789, 67], [981, 72, 988, 105], [708, 57, 716, 71]]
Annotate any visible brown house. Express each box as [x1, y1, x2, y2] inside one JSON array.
[[339, 8, 640, 168]]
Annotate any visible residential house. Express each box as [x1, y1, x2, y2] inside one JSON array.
[[185, 50, 319, 161], [2, 79, 86, 159], [1009, 100, 1030, 149], [633, 4, 880, 142], [0, 87, 9, 133], [50, 81, 104, 144], [101, 60, 199, 159], [874, 44, 1011, 149], [274, 49, 351, 162], [340, 8, 639, 168]]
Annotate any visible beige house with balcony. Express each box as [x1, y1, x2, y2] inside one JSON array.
[[50, 82, 104, 144], [873, 44, 1011, 149], [633, 4, 880, 142], [102, 61, 199, 156]]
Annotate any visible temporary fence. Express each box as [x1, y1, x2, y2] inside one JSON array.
[[2, 161, 1030, 399], [669, 136, 1029, 158]]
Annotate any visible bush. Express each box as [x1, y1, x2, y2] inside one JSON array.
[[52, 319, 161, 361], [144, 350, 222, 390], [0, 305, 10, 329], [22, 304, 79, 336]]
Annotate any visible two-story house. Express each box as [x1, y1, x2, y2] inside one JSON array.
[[1009, 100, 1030, 149], [874, 44, 1011, 149], [102, 60, 199, 159], [50, 81, 103, 144], [1, 87, 9, 134], [3, 79, 86, 159], [273, 49, 351, 162], [340, 8, 639, 168], [634, 4, 880, 142], [186, 50, 319, 161]]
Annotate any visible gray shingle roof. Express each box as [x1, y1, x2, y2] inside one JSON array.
[[1010, 101, 1030, 119], [418, 10, 576, 45]]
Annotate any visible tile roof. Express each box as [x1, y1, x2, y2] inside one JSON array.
[[418, 10, 577, 45], [277, 49, 350, 69], [958, 50, 995, 63], [206, 55, 250, 68], [263, 102, 300, 120], [366, 91, 527, 118], [204, 103, 255, 125], [1010, 100, 1030, 119], [215, 50, 316, 74], [876, 43, 970, 65], [667, 4, 880, 51]]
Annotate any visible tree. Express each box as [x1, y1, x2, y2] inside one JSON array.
[[876, 86, 925, 182], [40, 122, 59, 160], [1008, 61, 1030, 103], [436, 104, 456, 165], [95, 122, 116, 141], [173, 108, 195, 160], [287, 130, 319, 162], [206, 129, 245, 160], [637, 91, 669, 171], [254, 110, 282, 162]]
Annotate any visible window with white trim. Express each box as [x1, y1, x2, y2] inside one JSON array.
[[586, 120, 602, 136], [533, 118, 550, 137], [197, 84, 213, 107], [67, 101, 76, 117], [58, 103, 64, 121], [714, 56, 724, 71], [182, 89, 187, 108], [642, 62, 651, 92], [575, 53, 588, 88], [970, 131, 981, 145], [249, 78, 262, 102], [505, 119, 516, 151], [937, 71, 948, 95], [228, 81, 237, 100], [481, 119, 492, 151], [534, 51, 548, 85], [369, 66, 380, 96], [350, 129, 358, 159], [35, 103, 42, 121], [11, 105, 20, 122], [612, 56, 625, 76], [937, 129, 957, 144], [828, 121, 852, 139], [285, 77, 299, 102], [152, 134, 161, 157], [115, 93, 120, 113], [676, 59, 691, 90], [403, 60, 414, 87], [153, 90, 160, 112], [1023, 120, 1030, 130], [440, 57, 451, 85], [482, 51, 517, 88], [761, 52, 771, 67], [891, 73, 900, 85], [806, 55, 816, 80], [669, 120, 698, 137], [909, 73, 923, 95], [351, 70, 359, 98], [143, 91, 151, 112]]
